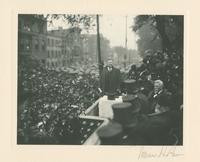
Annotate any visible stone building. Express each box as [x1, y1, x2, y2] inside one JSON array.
[[18, 14, 47, 63], [46, 34, 62, 69], [47, 27, 84, 67]]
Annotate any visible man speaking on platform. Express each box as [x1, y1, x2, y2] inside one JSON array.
[[100, 58, 121, 96]]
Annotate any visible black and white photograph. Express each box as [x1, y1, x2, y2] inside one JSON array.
[[17, 14, 183, 145]]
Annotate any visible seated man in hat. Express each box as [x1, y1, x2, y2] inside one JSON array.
[[148, 80, 172, 114], [100, 58, 121, 95]]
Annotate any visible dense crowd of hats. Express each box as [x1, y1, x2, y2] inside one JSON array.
[[18, 56, 101, 144]]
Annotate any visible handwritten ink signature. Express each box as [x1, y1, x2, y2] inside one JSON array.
[[138, 146, 184, 159]]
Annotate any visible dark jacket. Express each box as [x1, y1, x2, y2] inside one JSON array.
[[148, 89, 172, 113], [100, 66, 121, 94]]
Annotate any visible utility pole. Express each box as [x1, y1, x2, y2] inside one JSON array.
[[96, 15, 102, 85]]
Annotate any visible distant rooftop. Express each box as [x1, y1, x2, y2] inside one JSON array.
[[47, 27, 83, 37]]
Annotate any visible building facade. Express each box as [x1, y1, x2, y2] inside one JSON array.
[[18, 15, 115, 69], [47, 27, 84, 67], [18, 14, 47, 62], [46, 34, 63, 69]]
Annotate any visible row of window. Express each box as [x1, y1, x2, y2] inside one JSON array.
[[19, 38, 46, 51], [62, 39, 72, 45], [62, 49, 70, 54], [47, 50, 62, 58], [47, 38, 61, 47], [47, 37, 80, 47]]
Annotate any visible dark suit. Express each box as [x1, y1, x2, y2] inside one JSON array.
[[100, 66, 121, 94], [148, 89, 172, 113]]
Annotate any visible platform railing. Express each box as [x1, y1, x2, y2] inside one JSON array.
[[84, 98, 100, 116]]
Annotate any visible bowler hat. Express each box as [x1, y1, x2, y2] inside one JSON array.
[[97, 121, 123, 145]]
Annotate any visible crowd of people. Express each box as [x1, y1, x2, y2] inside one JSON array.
[[17, 49, 183, 144], [18, 56, 101, 144]]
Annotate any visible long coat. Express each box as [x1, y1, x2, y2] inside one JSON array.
[[100, 66, 121, 94]]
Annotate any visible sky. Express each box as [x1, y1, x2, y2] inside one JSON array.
[[98, 15, 137, 50], [47, 15, 138, 50]]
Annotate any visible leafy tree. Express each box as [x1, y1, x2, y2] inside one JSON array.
[[132, 15, 184, 55], [135, 21, 162, 57], [45, 14, 96, 33]]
